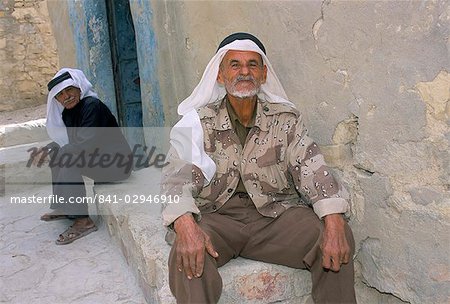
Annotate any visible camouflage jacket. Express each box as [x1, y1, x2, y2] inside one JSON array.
[[161, 98, 349, 226]]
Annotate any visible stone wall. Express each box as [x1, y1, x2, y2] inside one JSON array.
[[0, 0, 58, 112], [149, 1, 449, 303]]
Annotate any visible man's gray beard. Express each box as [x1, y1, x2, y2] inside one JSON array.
[[226, 78, 261, 99], [229, 87, 260, 99]]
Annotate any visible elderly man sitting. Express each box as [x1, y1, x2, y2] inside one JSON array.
[[29, 68, 132, 245], [161, 33, 356, 303]]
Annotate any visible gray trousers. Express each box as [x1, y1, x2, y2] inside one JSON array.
[[49, 154, 131, 217], [168, 193, 356, 304]]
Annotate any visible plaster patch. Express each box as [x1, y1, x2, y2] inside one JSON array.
[[416, 70, 450, 121], [332, 116, 358, 145]]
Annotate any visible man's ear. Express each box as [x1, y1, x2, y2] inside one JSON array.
[[262, 65, 268, 84], [217, 69, 224, 85]]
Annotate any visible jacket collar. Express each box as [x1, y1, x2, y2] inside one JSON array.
[[198, 95, 298, 132]]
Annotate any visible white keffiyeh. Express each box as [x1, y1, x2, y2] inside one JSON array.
[[46, 68, 98, 146]]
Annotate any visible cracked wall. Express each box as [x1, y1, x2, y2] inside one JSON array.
[[150, 1, 449, 303], [0, 0, 59, 111]]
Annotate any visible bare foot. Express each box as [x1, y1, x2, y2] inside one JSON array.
[[72, 217, 95, 229], [56, 217, 98, 245], [40, 210, 68, 221]]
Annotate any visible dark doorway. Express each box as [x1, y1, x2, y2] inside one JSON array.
[[105, 0, 145, 168]]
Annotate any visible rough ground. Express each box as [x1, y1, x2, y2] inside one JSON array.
[[0, 183, 146, 304], [0, 104, 46, 125]]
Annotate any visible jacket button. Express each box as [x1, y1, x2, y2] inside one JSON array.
[[212, 205, 217, 211], [227, 188, 233, 193]]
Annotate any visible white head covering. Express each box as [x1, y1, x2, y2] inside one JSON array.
[[177, 39, 294, 115], [46, 68, 98, 146], [171, 35, 295, 183]]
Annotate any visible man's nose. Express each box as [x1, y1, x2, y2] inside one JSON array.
[[240, 65, 250, 75], [60, 91, 69, 100]]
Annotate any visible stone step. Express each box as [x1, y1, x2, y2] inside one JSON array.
[[1, 119, 52, 191], [94, 168, 313, 304], [0, 141, 53, 190], [0, 141, 51, 165], [0, 119, 48, 147]]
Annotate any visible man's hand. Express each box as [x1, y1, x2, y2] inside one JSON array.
[[27, 147, 50, 167], [321, 213, 350, 272], [174, 213, 219, 279]]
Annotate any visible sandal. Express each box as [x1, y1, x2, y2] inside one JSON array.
[[55, 225, 98, 245], [40, 212, 69, 221]]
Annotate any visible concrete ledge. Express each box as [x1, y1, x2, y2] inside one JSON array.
[[0, 119, 48, 147], [0, 141, 53, 187], [95, 168, 312, 304], [0, 141, 51, 165], [0, 119, 51, 189]]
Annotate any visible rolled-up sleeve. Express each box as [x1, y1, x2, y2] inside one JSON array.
[[287, 116, 349, 219], [160, 147, 204, 226]]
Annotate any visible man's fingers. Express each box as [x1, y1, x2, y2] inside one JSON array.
[[331, 255, 341, 272], [205, 238, 218, 258], [27, 147, 36, 156], [32, 152, 43, 166], [321, 217, 352, 272], [176, 250, 183, 272], [342, 250, 350, 264], [182, 254, 194, 280], [188, 251, 197, 278], [323, 249, 344, 271], [37, 151, 49, 167], [176, 240, 195, 280], [30, 148, 43, 158], [195, 250, 204, 278], [322, 252, 332, 269], [174, 221, 215, 280], [30, 150, 47, 166]]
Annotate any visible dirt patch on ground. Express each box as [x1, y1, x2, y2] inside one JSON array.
[[0, 104, 46, 125]]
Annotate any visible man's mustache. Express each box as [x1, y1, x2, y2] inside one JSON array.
[[62, 96, 75, 105], [233, 75, 256, 86]]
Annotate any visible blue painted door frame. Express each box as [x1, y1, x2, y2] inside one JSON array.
[[105, 0, 146, 167], [105, 0, 142, 129], [66, 0, 164, 169], [67, 0, 118, 115]]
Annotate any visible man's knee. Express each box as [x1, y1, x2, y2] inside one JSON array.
[[168, 240, 223, 303]]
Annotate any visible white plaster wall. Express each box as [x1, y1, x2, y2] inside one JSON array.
[[46, 0, 76, 69]]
